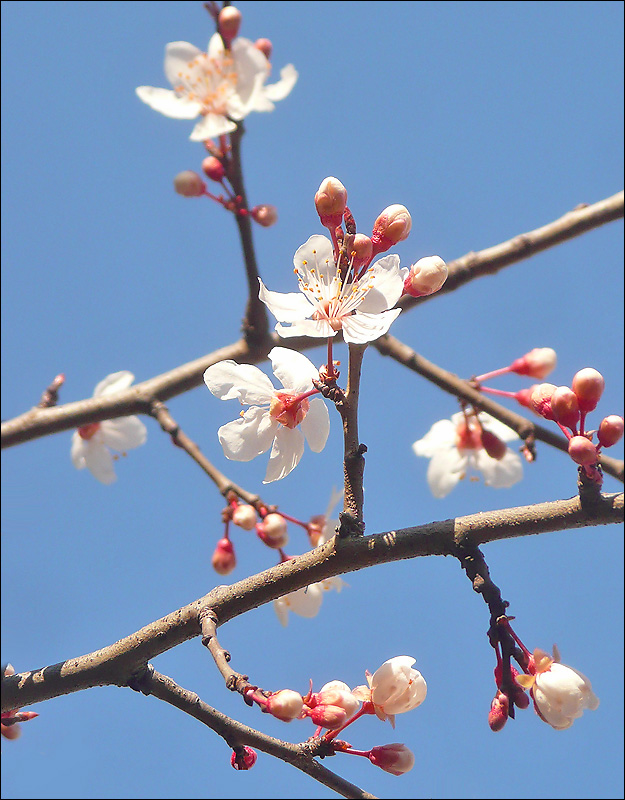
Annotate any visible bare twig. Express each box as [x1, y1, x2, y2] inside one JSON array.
[[4, 492, 621, 712]]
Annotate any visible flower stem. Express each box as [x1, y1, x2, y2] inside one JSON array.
[[473, 366, 512, 383]]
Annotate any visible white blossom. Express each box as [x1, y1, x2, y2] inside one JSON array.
[[273, 576, 346, 627], [136, 34, 297, 141], [70, 371, 147, 485], [412, 411, 523, 498], [259, 234, 406, 344], [529, 650, 600, 730], [203, 347, 329, 483]]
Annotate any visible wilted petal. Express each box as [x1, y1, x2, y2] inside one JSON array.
[[263, 425, 305, 483], [204, 361, 275, 404], [100, 417, 148, 451], [300, 397, 330, 453], [218, 406, 277, 461], [135, 86, 202, 119]]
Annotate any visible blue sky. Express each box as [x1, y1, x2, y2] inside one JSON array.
[[1, 1, 623, 798]]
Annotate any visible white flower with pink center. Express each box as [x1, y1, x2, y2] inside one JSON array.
[[258, 234, 406, 344], [353, 656, 427, 728], [136, 34, 297, 141], [70, 371, 147, 485], [412, 411, 523, 498], [203, 347, 329, 483], [273, 576, 346, 626]]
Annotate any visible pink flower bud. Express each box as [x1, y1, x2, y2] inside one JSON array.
[[254, 38, 273, 59], [402, 256, 448, 298], [232, 504, 257, 530], [371, 204, 412, 254], [515, 386, 537, 409], [308, 681, 360, 728], [173, 171, 206, 198], [211, 537, 236, 575], [480, 429, 507, 460], [266, 689, 304, 722], [251, 205, 278, 227], [368, 743, 415, 776], [597, 415, 624, 448], [258, 513, 288, 548], [568, 435, 598, 466], [230, 746, 257, 770], [218, 6, 242, 48], [529, 383, 557, 420], [572, 368, 605, 412], [488, 691, 509, 732], [350, 234, 374, 269], [314, 177, 348, 230], [308, 704, 349, 728], [509, 347, 557, 379], [550, 386, 581, 430], [201, 156, 226, 182]]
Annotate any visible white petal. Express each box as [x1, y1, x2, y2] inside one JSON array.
[[190, 113, 237, 141], [269, 347, 319, 394], [426, 448, 467, 498], [412, 419, 457, 458], [70, 432, 87, 469], [275, 319, 336, 339], [204, 361, 275, 404], [263, 63, 298, 102], [263, 425, 305, 483], [163, 41, 204, 87], [218, 406, 277, 461], [259, 279, 314, 322], [477, 413, 520, 443], [281, 584, 324, 618], [135, 86, 201, 119], [293, 235, 335, 282], [93, 371, 135, 397], [341, 308, 402, 344], [300, 397, 330, 453], [475, 448, 524, 488], [99, 416, 147, 451], [355, 255, 404, 314], [231, 37, 270, 106], [81, 440, 117, 485], [273, 598, 290, 627], [207, 33, 225, 59]]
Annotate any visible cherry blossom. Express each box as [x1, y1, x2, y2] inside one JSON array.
[[368, 743, 415, 776], [412, 411, 523, 498], [203, 347, 329, 483], [353, 655, 427, 728], [70, 371, 147, 485], [136, 34, 297, 141], [272, 576, 346, 626], [258, 234, 406, 344]]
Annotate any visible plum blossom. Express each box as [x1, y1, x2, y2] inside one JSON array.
[[273, 576, 346, 626], [368, 743, 415, 776], [353, 656, 427, 728], [412, 411, 523, 498], [70, 371, 147, 485], [136, 34, 297, 141], [258, 234, 406, 344], [203, 347, 329, 483]]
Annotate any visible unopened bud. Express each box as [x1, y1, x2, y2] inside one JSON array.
[[315, 177, 348, 230], [231, 746, 257, 770], [488, 692, 509, 732], [550, 386, 580, 430], [402, 256, 448, 297], [174, 171, 206, 197], [211, 537, 236, 575], [232, 504, 257, 530], [371, 204, 412, 254], [266, 689, 304, 722], [202, 156, 226, 182], [481, 429, 507, 460], [597, 415, 624, 448], [529, 383, 557, 420], [308, 704, 348, 728], [509, 347, 557, 379], [251, 204, 278, 227], [350, 234, 373, 269], [254, 38, 273, 59], [568, 435, 598, 466], [258, 513, 288, 548], [515, 386, 537, 409], [572, 368, 605, 412], [218, 6, 242, 48], [368, 743, 415, 776]]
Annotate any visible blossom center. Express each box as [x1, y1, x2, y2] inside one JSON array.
[[455, 420, 482, 451], [269, 392, 310, 429], [78, 422, 101, 440], [174, 52, 237, 116]]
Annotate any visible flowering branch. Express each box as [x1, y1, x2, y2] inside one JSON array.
[[374, 334, 624, 483], [339, 344, 368, 536], [3, 492, 621, 713]]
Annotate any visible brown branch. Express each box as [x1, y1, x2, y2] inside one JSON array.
[[143, 669, 376, 799], [339, 344, 367, 536], [396, 190, 624, 312], [2, 191, 622, 450], [4, 492, 621, 712], [374, 334, 624, 483]]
